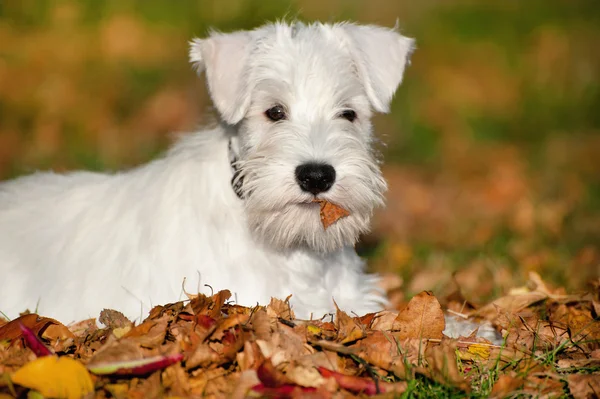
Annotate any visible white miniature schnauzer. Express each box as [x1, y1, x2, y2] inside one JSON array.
[[0, 21, 415, 324]]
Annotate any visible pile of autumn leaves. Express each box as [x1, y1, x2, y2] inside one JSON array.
[[0, 273, 599, 398]]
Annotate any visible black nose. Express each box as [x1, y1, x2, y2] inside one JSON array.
[[295, 163, 336, 195]]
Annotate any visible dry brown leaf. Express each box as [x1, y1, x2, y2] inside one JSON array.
[[394, 291, 445, 340], [477, 291, 547, 320], [567, 307, 600, 351], [104, 383, 129, 398], [99, 309, 133, 330], [522, 373, 565, 398], [371, 310, 401, 331], [230, 369, 260, 399], [284, 364, 326, 388], [210, 313, 250, 342], [256, 325, 312, 367], [249, 308, 273, 341], [214, 327, 248, 363], [236, 340, 264, 371], [128, 369, 163, 399], [490, 374, 525, 399], [266, 296, 295, 320], [352, 331, 414, 379], [417, 340, 470, 392], [190, 290, 232, 319], [123, 314, 169, 349], [202, 367, 238, 397], [86, 337, 144, 369], [313, 199, 350, 229], [186, 343, 220, 370], [335, 302, 366, 344], [557, 357, 600, 370], [161, 362, 191, 396], [67, 318, 97, 339], [568, 373, 600, 399]]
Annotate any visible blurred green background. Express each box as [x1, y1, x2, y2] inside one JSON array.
[[0, 0, 598, 304]]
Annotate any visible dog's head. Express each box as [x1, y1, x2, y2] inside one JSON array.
[[190, 21, 414, 253]]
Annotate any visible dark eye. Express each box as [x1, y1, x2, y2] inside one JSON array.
[[339, 109, 357, 122], [265, 105, 286, 122]]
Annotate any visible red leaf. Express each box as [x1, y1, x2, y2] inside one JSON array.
[[196, 314, 217, 329], [257, 359, 292, 388], [18, 322, 53, 357], [317, 367, 381, 395]]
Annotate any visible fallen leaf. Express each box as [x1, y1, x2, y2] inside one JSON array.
[[522, 373, 564, 398], [230, 370, 260, 399], [88, 353, 183, 376], [457, 341, 492, 361], [557, 358, 600, 370], [124, 314, 169, 348], [210, 313, 249, 342], [353, 331, 412, 380], [236, 340, 265, 371], [256, 358, 292, 388], [313, 199, 350, 229], [86, 337, 144, 369], [318, 367, 407, 395], [67, 318, 97, 339], [394, 291, 445, 340], [186, 343, 220, 370], [370, 310, 400, 331], [99, 309, 133, 330], [18, 323, 52, 357], [0, 314, 75, 353], [477, 291, 547, 319], [266, 296, 295, 320], [335, 302, 366, 344], [104, 383, 129, 398], [568, 373, 600, 399], [490, 374, 524, 398], [285, 364, 326, 388], [11, 356, 93, 399], [251, 383, 318, 397], [190, 290, 231, 319], [418, 340, 470, 392]]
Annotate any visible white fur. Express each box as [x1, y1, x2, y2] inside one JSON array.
[[0, 21, 414, 324]]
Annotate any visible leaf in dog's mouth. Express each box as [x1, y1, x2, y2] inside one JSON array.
[[312, 199, 350, 229]]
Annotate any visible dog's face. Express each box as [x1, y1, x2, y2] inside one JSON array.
[[190, 22, 414, 252]]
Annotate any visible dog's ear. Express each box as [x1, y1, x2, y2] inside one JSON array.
[[336, 24, 415, 113], [190, 31, 252, 124]]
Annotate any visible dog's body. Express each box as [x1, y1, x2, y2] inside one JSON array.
[[0, 127, 381, 322], [0, 21, 415, 324]]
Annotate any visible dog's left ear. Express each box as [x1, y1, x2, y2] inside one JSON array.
[[190, 31, 252, 125], [336, 24, 415, 113]]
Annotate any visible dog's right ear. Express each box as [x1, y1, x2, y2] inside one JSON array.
[[190, 31, 252, 125]]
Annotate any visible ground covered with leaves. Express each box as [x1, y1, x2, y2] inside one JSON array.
[[0, 272, 598, 398]]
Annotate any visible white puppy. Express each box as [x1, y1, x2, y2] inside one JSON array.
[[0, 21, 415, 324]]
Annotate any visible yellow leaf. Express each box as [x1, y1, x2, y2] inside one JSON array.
[[457, 343, 491, 361], [12, 356, 94, 399], [307, 325, 322, 335], [112, 326, 131, 338]]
